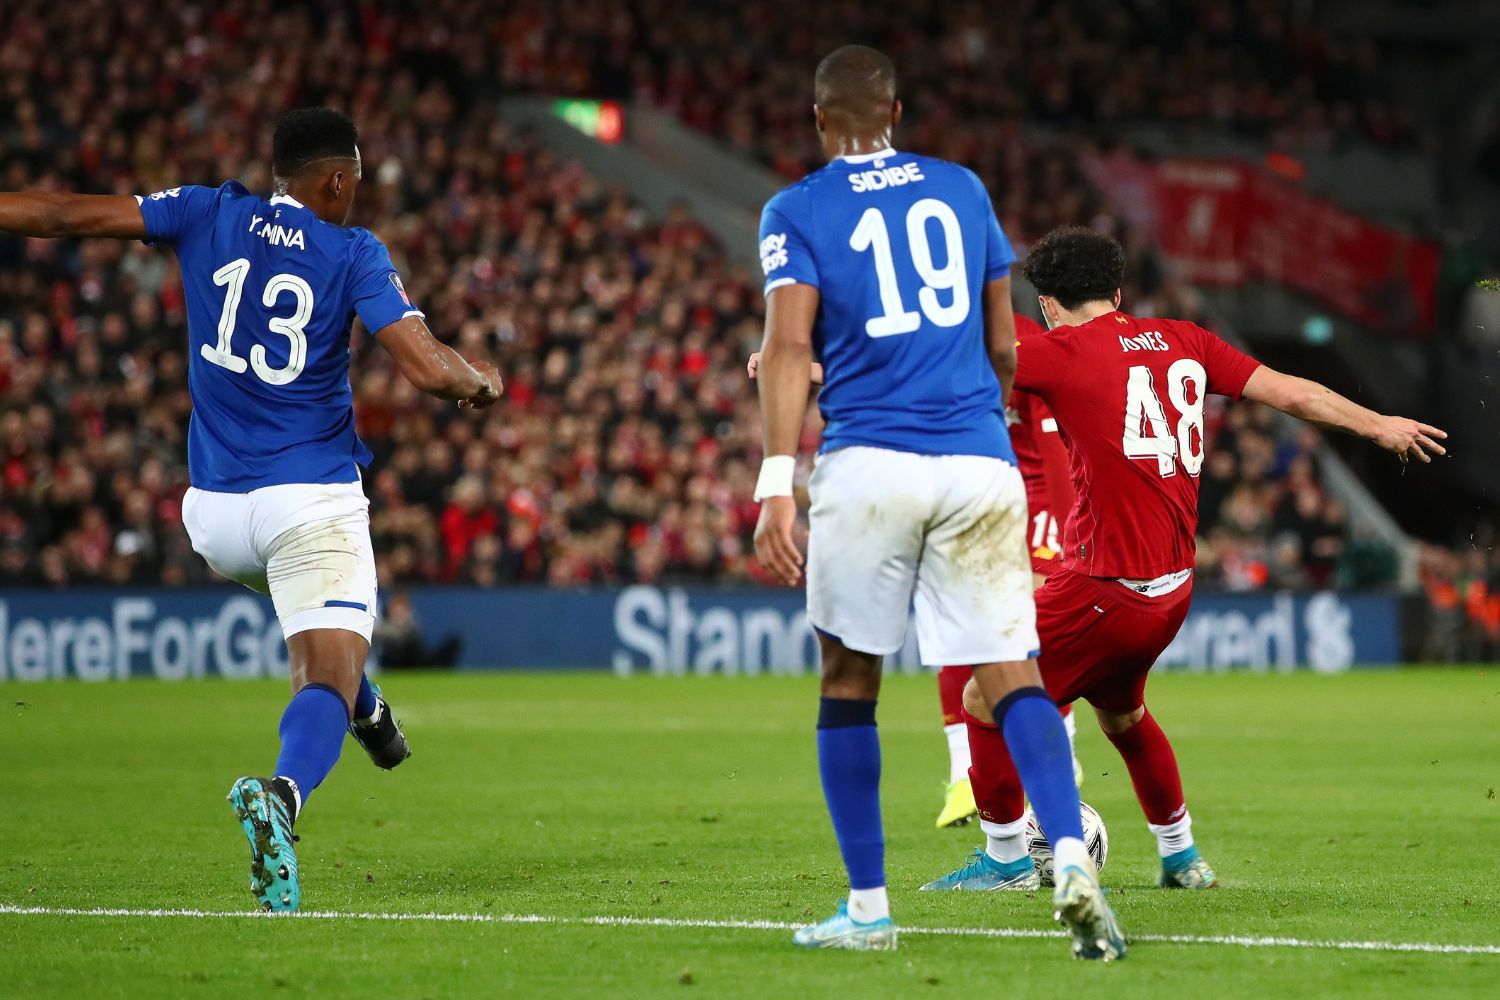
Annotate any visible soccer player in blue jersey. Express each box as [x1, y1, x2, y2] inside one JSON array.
[[752, 46, 1125, 958], [0, 108, 501, 912]]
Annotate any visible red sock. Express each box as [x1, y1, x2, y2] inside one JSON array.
[[937, 666, 971, 726], [1104, 708, 1186, 826], [962, 707, 1025, 824]]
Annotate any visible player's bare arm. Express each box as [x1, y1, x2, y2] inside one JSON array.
[[0, 194, 149, 242], [747, 351, 823, 385], [1241, 367, 1447, 464], [0, 191, 148, 240], [984, 276, 1018, 401], [753, 282, 819, 586], [374, 315, 502, 410]]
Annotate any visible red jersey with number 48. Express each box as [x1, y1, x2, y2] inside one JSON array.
[[1010, 314, 1075, 573], [1014, 311, 1261, 579]]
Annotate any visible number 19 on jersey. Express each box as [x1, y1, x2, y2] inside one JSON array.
[[849, 198, 970, 338]]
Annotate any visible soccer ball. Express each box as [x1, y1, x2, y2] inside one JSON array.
[[1024, 802, 1108, 886]]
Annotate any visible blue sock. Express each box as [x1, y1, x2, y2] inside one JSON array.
[[816, 697, 884, 891], [995, 688, 1084, 845], [274, 684, 349, 805], [354, 673, 378, 719]]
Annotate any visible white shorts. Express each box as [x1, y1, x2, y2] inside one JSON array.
[[181, 481, 377, 642], [806, 446, 1039, 665]]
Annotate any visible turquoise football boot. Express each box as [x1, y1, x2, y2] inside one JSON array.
[[1053, 863, 1127, 961], [919, 849, 1040, 891], [1159, 845, 1218, 889], [792, 900, 898, 951], [227, 776, 300, 912]]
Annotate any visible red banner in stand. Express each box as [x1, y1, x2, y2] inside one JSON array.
[[1152, 159, 1249, 286], [1115, 157, 1439, 334], [1243, 171, 1438, 334]]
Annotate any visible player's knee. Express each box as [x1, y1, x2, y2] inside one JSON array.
[[1093, 703, 1145, 735], [287, 628, 370, 715], [961, 676, 989, 720], [817, 635, 881, 699]]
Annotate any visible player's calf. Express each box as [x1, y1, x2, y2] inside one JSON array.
[[936, 666, 977, 828], [801, 636, 892, 949], [1098, 706, 1216, 888]]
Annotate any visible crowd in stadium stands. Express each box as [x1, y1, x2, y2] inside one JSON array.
[[0, 0, 1413, 597], [503, 0, 1424, 173]]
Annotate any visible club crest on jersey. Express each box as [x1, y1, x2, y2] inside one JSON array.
[[759, 233, 788, 275], [1120, 331, 1170, 352], [246, 213, 305, 250], [389, 272, 411, 306]]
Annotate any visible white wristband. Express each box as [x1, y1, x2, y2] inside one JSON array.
[[754, 455, 796, 500]]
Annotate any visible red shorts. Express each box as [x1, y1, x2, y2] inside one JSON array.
[[1035, 569, 1193, 713]]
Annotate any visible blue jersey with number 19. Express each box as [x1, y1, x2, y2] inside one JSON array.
[[136, 181, 420, 492], [758, 149, 1016, 461]]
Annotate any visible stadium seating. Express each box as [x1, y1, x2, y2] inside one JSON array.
[[0, 0, 1414, 599]]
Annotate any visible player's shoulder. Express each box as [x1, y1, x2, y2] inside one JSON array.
[[905, 154, 987, 195], [908, 153, 980, 181], [764, 167, 831, 219], [1131, 313, 1219, 350], [341, 224, 387, 252], [1092, 312, 1227, 360], [1114, 311, 1202, 331], [214, 179, 254, 200], [143, 179, 250, 211]]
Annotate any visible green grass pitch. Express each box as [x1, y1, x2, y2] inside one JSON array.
[[2, 669, 1498, 997]]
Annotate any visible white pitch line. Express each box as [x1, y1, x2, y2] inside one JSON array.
[[1, 904, 1497, 956]]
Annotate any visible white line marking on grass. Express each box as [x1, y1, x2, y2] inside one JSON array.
[[2, 904, 1497, 956]]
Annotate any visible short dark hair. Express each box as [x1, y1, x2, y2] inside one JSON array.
[[272, 108, 358, 179], [814, 45, 896, 132], [1021, 226, 1126, 310]]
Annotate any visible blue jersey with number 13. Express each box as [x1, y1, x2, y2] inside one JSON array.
[[758, 149, 1016, 461], [137, 181, 420, 492]]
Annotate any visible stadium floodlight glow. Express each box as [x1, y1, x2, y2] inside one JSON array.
[[553, 99, 625, 144]]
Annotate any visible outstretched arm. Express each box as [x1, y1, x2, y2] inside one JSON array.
[[1241, 366, 1447, 463], [753, 282, 819, 586], [374, 315, 501, 409], [0, 193, 147, 240]]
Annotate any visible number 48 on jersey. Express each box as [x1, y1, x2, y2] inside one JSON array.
[[1123, 360, 1207, 477]]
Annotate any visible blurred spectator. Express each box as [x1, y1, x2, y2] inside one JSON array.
[[1415, 540, 1500, 663], [373, 590, 462, 669]]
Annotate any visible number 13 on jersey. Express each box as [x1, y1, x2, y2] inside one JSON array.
[[201, 257, 313, 385]]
